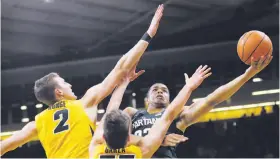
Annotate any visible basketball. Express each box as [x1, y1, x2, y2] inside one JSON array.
[[237, 30, 273, 65]]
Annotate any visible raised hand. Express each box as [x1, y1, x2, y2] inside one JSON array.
[[128, 65, 145, 82], [245, 54, 273, 78], [120, 63, 145, 84], [147, 4, 164, 38], [185, 65, 212, 90]]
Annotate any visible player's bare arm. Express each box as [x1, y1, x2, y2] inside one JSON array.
[[88, 78, 131, 157], [137, 65, 212, 158], [88, 81, 131, 156], [1, 121, 37, 156], [177, 55, 273, 131], [83, 64, 143, 122], [89, 66, 144, 156], [122, 66, 143, 118], [107, 66, 145, 112], [80, 4, 164, 108], [123, 107, 138, 117]]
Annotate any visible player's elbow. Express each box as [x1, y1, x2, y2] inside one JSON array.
[[203, 98, 217, 108]]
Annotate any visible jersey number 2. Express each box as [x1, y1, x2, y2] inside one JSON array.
[[54, 109, 69, 134]]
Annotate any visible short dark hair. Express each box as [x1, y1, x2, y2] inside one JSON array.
[[147, 83, 169, 98], [34, 73, 59, 106], [103, 110, 131, 149]]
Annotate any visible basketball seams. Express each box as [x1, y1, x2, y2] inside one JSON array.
[[262, 45, 272, 62], [237, 30, 272, 65], [244, 33, 266, 64], [242, 32, 254, 61]]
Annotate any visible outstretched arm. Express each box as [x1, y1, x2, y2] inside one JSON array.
[[80, 5, 164, 108], [1, 122, 37, 156], [89, 78, 131, 147], [139, 65, 212, 158], [106, 67, 145, 112], [179, 55, 273, 130], [89, 66, 144, 156]]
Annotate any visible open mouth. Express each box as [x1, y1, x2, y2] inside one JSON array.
[[156, 95, 164, 99]]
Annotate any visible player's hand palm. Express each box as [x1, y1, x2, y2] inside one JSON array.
[[128, 69, 145, 82], [185, 65, 212, 90], [245, 54, 273, 77], [147, 4, 164, 37], [125, 64, 145, 82], [161, 134, 188, 147]]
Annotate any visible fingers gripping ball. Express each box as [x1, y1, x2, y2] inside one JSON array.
[[237, 30, 273, 65]]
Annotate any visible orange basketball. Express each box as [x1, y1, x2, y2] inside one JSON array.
[[237, 30, 273, 65]]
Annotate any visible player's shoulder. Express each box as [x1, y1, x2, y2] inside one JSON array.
[[138, 108, 148, 114], [131, 109, 147, 121], [35, 109, 48, 120], [34, 109, 49, 130], [134, 109, 147, 116], [26, 121, 37, 130]]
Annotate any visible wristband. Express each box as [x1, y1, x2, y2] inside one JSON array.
[[141, 32, 152, 43]]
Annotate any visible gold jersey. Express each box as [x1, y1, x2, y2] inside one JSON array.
[[35, 100, 96, 158], [92, 143, 142, 159]]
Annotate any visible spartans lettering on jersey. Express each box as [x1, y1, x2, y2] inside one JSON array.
[[48, 101, 66, 110], [105, 147, 126, 153], [132, 117, 158, 129]]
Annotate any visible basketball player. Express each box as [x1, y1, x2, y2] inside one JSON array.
[[89, 65, 212, 158], [0, 4, 164, 158], [124, 55, 273, 158]]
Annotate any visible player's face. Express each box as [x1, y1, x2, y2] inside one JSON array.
[[54, 77, 77, 100], [147, 83, 170, 108]]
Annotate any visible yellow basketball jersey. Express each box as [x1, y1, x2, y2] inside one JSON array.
[[92, 144, 142, 159], [35, 100, 96, 158]]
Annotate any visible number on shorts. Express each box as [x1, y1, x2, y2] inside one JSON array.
[[99, 154, 135, 159], [134, 128, 151, 137], [53, 109, 69, 134]]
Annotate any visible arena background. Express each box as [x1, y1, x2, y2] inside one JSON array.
[[1, 0, 279, 158]]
